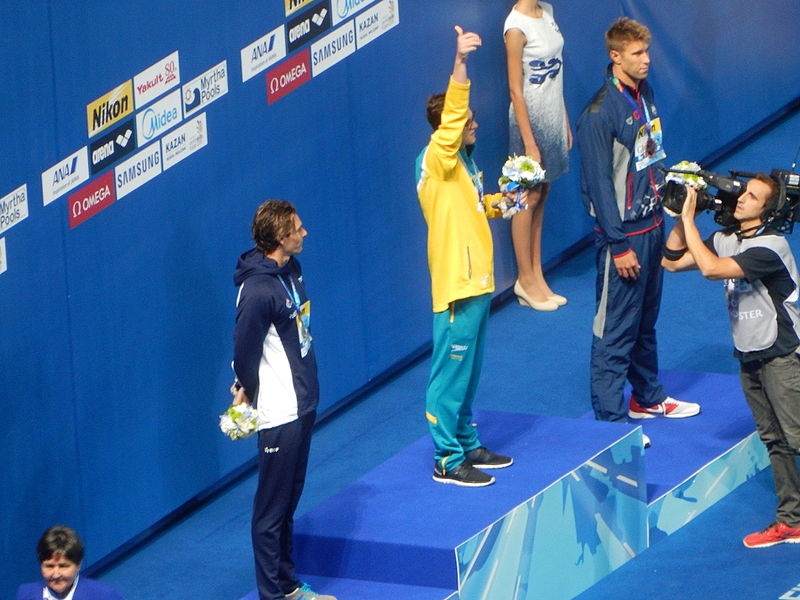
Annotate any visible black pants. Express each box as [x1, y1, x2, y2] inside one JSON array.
[[252, 411, 316, 600], [740, 354, 800, 526]]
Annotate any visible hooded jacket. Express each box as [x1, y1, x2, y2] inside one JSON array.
[[233, 248, 318, 429]]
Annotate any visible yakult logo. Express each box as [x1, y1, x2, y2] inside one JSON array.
[[267, 49, 311, 104], [133, 51, 181, 108]]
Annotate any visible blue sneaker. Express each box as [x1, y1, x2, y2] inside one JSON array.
[[285, 582, 337, 600]]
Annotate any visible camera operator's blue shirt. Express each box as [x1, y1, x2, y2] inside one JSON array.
[[577, 66, 665, 257]]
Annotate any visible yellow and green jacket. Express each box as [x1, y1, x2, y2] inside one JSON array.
[[416, 77, 502, 313]]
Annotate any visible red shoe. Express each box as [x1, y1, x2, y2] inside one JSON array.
[[743, 522, 800, 548], [628, 396, 700, 419]]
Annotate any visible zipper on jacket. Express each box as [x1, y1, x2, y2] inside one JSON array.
[[466, 246, 472, 279]]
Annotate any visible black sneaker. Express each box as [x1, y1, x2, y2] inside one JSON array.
[[433, 462, 495, 487], [465, 446, 513, 469]]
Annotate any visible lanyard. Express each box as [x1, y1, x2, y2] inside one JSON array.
[[277, 275, 301, 314], [460, 149, 484, 203], [611, 75, 652, 131]]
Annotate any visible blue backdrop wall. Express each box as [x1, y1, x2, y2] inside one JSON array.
[[2, 0, 798, 594]]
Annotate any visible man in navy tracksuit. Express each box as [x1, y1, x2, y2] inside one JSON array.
[[576, 18, 700, 428], [233, 200, 335, 600]]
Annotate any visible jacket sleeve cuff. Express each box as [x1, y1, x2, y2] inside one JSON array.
[[610, 240, 632, 258]]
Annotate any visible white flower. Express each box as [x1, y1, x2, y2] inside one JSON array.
[[219, 402, 259, 440], [665, 160, 707, 188], [499, 155, 546, 190]]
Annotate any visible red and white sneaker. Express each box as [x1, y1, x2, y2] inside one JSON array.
[[628, 396, 700, 419], [743, 522, 800, 548]]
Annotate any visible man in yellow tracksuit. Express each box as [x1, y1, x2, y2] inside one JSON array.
[[415, 25, 516, 487]]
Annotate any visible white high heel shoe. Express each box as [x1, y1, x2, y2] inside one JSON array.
[[514, 281, 558, 311]]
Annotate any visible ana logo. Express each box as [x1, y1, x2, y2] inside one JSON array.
[[241, 25, 287, 82], [87, 81, 134, 137], [41, 148, 90, 206]]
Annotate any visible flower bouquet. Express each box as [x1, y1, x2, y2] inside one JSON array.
[[497, 155, 546, 219], [663, 160, 707, 216], [219, 402, 258, 440]]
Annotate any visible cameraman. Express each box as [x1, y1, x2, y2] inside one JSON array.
[[662, 175, 800, 548]]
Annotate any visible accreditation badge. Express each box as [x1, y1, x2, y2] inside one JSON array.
[[634, 117, 666, 171], [296, 300, 312, 357]]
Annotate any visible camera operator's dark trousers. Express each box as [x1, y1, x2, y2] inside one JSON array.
[[740, 353, 800, 526], [590, 223, 667, 421], [252, 411, 316, 600]]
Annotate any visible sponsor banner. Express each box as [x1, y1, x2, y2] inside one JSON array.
[[287, 0, 332, 53], [133, 50, 181, 109], [267, 49, 311, 104], [87, 80, 134, 137], [136, 89, 183, 147], [162, 112, 208, 170], [115, 143, 162, 199], [332, 0, 377, 25], [0, 237, 6, 275], [90, 119, 136, 175], [241, 25, 287, 82], [310, 20, 355, 77], [183, 61, 228, 118], [41, 148, 90, 206], [285, 0, 316, 16], [0, 184, 28, 235], [356, 0, 399, 48], [69, 170, 116, 228]]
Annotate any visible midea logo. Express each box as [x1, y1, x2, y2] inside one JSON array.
[[142, 105, 179, 140], [334, 0, 370, 19]]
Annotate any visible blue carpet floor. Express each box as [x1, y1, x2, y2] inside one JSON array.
[[574, 468, 800, 600]]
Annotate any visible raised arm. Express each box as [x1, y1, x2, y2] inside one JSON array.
[[452, 25, 481, 84]]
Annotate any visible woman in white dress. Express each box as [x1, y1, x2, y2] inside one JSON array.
[[505, 0, 571, 310]]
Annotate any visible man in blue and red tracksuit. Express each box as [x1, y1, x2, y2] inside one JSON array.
[[576, 17, 700, 430], [233, 199, 335, 600]]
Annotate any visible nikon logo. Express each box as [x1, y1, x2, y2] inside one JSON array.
[[285, 0, 315, 16], [86, 81, 134, 137]]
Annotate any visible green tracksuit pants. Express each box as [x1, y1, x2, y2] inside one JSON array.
[[425, 293, 490, 472]]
